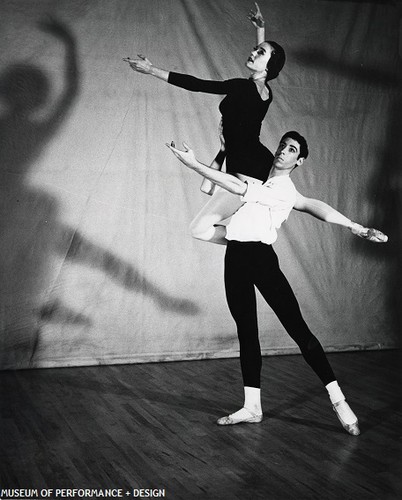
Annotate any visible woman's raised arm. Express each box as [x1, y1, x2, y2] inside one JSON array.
[[248, 2, 265, 45]]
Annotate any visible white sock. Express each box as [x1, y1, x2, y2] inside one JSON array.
[[325, 381, 345, 405], [326, 381, 357, 425], [244, 386, 262, 414]]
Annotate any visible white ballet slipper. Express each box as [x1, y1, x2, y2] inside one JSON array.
[[333, 400, 360, 436], [216, 407, 263, 426]]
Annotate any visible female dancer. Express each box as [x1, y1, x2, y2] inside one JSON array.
[[123, 4, 379, 243], [123, 4, 285, 238]]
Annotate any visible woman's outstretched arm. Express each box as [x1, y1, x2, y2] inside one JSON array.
[[294, 191, 388, 243], [248, 2, 265, 45], [123, 56, 232, 94]]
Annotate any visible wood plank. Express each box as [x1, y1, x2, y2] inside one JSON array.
[[0, 350, 401, 499]]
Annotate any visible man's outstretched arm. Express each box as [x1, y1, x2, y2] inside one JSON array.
[[294, 191, 388, 243]]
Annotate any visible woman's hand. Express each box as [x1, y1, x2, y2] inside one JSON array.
[[349, 222, 388, 243], [123, 55, 153, 74], [218, 119, 226, 151], [248, 2, 265, 29]]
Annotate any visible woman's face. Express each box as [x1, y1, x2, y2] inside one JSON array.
[[245, 42, 273, 74]]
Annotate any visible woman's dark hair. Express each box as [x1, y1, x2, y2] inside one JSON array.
[[265, 41, 286, 82], [280, 131, 309, 160]]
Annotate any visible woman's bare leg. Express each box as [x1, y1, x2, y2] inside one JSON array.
[[190, 188, 244, 244], [190, 175, 262, 244]]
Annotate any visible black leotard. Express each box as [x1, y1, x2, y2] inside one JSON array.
[[168, 72, 274, 182]]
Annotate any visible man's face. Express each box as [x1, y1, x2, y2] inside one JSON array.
[[273, 137, 304, 171]]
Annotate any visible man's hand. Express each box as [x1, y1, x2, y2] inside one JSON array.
[[350, 222, 388, 243], [166, 141, 247, 196], [166, 141, 198, 169]]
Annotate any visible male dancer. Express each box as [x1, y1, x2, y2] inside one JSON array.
[[167, 132, 387, 436]]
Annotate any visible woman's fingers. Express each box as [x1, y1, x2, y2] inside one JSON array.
[[122, 56, 149, 64]]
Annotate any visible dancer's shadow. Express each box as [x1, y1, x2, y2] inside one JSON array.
[[0, 17, 79, 367], [0, 18, 198, 369], [50, 226, 199, 316]]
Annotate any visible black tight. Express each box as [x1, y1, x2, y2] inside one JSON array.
[[224, 241, 336, 388]]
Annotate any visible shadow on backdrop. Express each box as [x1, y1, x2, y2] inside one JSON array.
[[294, 23, 402, 340], [0, 17, 79, 368], [53, 226, 200, 316], [0, 18, 198, 370]]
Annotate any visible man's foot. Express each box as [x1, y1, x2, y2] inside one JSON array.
[[333, 400, 360, 436], [216, 407, 263, 426]]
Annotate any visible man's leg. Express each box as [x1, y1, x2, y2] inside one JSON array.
[[252, 244, 360, 435], [217, 241, 263, 425], [253, 244, 335, 384]]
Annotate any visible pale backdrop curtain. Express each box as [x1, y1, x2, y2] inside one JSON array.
[[0, 0, 400, 370]]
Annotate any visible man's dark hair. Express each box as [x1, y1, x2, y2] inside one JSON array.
[[280, 131, 309, 160]]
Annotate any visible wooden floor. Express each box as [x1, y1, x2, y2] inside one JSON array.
[[0, 350, 401, 500]]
